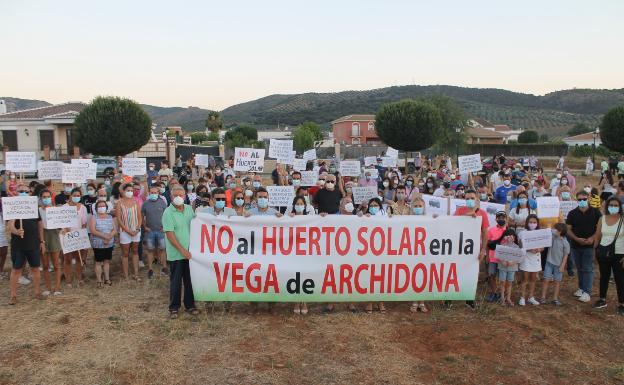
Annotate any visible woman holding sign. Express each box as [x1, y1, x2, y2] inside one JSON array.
[[63, 188, 89, 288], [90, 200, 118, 287], [116, 183, 143, 281], [39, 189, 62, 295], [518, 214, 543, 307]]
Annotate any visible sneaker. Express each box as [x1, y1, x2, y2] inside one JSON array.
[[593, 299, 607, 309], [18, 276, 31, 285], [443, 301, 453, 310], [528, 297, 540, 306], [147, 269, 154, 279], [465, 301, 476, 310], [48, 265, 54, 273], [485, 293, 495, 303], [578, 292, 591, 303], [618, 305, 624, 316], [573, 289, 583, 297], [493, 293, 501, 302], [552, 299, 562, 306], [42, 290, 51, 297], [139, 261, 146, 268], [518, 297, 526, 306], [53, 291, 63, 296], [161, 267, 169, 276]]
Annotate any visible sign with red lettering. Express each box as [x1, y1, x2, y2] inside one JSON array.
[[189, 215, 482, 302]]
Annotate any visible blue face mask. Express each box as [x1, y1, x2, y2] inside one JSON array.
[[149, 194, 159, 201], [608, 206, 619, 215], [369, 206, 380, 215], [518, 198, 528, 206], [413, 207, 424, 215], [42, 197, 52, 206], [253, 181, 261, 189], [71, 196, 81, 203], [465, 199, 476, 209], [578, 199, 588, 209], [257, 197, 268, 208], [215, 200, 226, 210], [19, 192, 29, 197], [561, 192, 571, 200], [235, 198, 245, 207]]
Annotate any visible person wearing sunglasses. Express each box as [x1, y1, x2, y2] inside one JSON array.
[[196, 188, 235, 216]]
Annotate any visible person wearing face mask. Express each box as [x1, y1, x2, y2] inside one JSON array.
[[162, 185, 199, 319], [484, 211, 508, 303], [314, 175, 343, 215], [291, 171, 302, 188], [380, 176, 396, 205], [158, 160, 173, 178], [528, 179, 548, 200], [477, 186, 495, 203], [508, 192, 535, 234], [599, 170, 617, 202], [213, 166, 225, 187], [141, 185, 169, 279], [62, 188, 89, 288], [286, 187, 314, 214], [549, 170, 563, 194], [252, 175, 263, 191], [248, 188, 282, 217], [243, 187, 256, 210], [55, 183, 74, 205], [147, 163, 158, 186], [116, 184, 143, 281], [360, 197, 389, 314], [422, 177, 436, 195], [198, 188, 236, 216], [404, 177, 417, 201], [518, 215, 544, 306], [359, 169, 378, 188], [494, 175, 516, 204], [540, 223, 570, 306], [511, 163, 526, 186], [39, 189, 62, 296], [562, 168, 576, 192], [391, 185, 411, 215], [231, 190, 249, 217], [81, 183, 98, 215], [566, 190, 602, 304], [552, 176, 569, 196], [89, 200, 117, 288], [286, 196, 312, 314], [184, 181, 197, 205]]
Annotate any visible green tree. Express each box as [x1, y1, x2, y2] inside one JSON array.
[[190, 132, 208, 144], [74, 96, 151, 156], [600, 105, 624, 153], [539, 133, 549, 143], [292, 126, 316, 153], [297, 121, 323, 141], [206, 111, 224, 133], [375, 99, 442, 151], [567, 123, 593, 136], [223, 125, 262, 149], [518, 130, 539, 143], [207, 132, 220, 141], [423, 95, 467, 148]]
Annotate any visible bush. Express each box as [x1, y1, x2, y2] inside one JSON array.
[[600, 106, 624, 153], [74, 96, 152, 156], [190, 132, 208, 144], [517, 130, 539, 143], [207, 132, 220, 141], [375, 99, 442, 151]]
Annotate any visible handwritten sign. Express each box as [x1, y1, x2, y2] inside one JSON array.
[[300, 171, 318, 187], [62, 163, 87, 184], [267, 185, 295, 207], [519, 228, 553, 250], [37, 161, 64, 180], [480, 201, 506, 227], [234, 147, 265, 172], [495, 245, 526, 263], [364, 156, 377, 166], [421, 195, 449, 217], [362, 168, 379, 180], [268, 139, 293, 160], [536, 197, 560, 218], [195, 154, 209, 167], [352, 186, 378, 204], [60, 229, 91, 254], [45, 206, 78, 229], [278, 150, 296, 165], [5, 152, 37, 172], [122, 158, 146, 176], [293, 158, 308, 172], [339, 160, 361, 177], [386, 147, 399, 159], [71, 159, 97, 180], [1, 196, 39, 220], [303, 149, 317, 161], [381, 156, 396, 168], [559, 200, 579, 219], [458, 154, 482, 174]]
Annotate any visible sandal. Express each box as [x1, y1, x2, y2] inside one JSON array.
[[365, 304, 373, 314], [104, 280, 112, 286], [97, 282, 103, 289], [169, 311, 179, 319], [410, 303, 419, 313], [9, 296, 17, 305], [133, 275, 142, 282], [418, 304, 429, 313], [379, 303, 387, 313], [185, 308, 200, 316]]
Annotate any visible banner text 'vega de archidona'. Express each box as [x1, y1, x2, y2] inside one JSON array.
[[189, 215, 482, 302]]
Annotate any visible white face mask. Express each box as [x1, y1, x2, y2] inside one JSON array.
[[584, 187, 591, 194], [244, 189, 253, 197], [97, 207, 107, 214], [125, 191, 133, 198], [503, 180, 511, 186], [173, 196, 184, 206], [344, 202, 354, 212]]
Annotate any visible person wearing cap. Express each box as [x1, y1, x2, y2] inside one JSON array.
[[494, 174, 516, 204], [484, 211, 509, 302]]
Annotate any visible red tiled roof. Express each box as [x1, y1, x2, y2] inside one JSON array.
[[472, 118, 494, 128], [465, 126, 509, 138], [0, 102, 86, 121], [564, 131, 599, 141], [493, 124, 511, 132], [331, 114, 375, 124]]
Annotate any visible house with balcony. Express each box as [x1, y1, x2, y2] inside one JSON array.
[[331, 114, 381, 145]]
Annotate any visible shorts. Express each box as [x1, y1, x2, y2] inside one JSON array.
[[498, 270, 516, 282], [93, 248, 113, 262], [43, 229, 62, 253], [120, 230, 141, 245], [11, 248, 40, 269], [487, 262, 499, 276], [543, 261, 563, 282], [145, 230, 165, 250]]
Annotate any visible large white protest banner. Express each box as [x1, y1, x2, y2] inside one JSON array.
[[352, 186, 378, 204], [421, 195, 449, 217], [5, 152, 37, 173], [299, 171, 318, 187], [267, 186, 295, 207], [339, 160, 361, 177], [122, 158, 146, 176], [45, 206, 78, 229], [234, 148, 265, 172], [303, 149, 317, 161], [268, 139, 293, 160], [519, 228, 553, 250], [293, 159, 308, 172], [458, 154, 482, 174], [559, 201, 579, 220], [37, 161, 64, 180], [1, 196, 39, 220], [536, 197, 560, 218], [71, 159, 97, 180], [495, 245, 526, 263], [62, 163, 87, 184], [195, 154, 209, 167], [189, 215, 482, 302], [60, 229, 91, 254]]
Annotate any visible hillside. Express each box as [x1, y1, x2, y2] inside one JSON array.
[[221, 85, 624, 136], [1, 97, 51, 112]]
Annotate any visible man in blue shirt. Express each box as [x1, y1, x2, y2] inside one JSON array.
[[147, 162, 159, 187], [494, 174, 517, 204]]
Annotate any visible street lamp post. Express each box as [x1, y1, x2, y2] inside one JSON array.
[[592, 127, 599, 164], [455, 126, 461, 166]]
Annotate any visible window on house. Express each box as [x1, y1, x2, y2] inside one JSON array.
[[2, 130, 18, 151], [368, 122, 374, 131], [39, 130, 55, 150], [351, 122, 360, 136]]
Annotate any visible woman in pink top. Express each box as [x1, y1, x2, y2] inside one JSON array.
[[485, 211, 508, 303], [6, 172, 18, 197]]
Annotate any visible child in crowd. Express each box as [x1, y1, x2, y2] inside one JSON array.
[[540, 223, 570, 305], [518, 214, 544, 306], [497, 229, 520, 306], [485, 211, 508, 302]]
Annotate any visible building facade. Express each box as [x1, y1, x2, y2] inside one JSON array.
[[331, 114, 381, 145]]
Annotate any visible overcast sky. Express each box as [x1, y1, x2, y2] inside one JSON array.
[[1, 0, 622, 110]]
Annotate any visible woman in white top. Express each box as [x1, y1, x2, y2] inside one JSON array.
[[593, 196, 624, 314], [508, 191, 533, 234], [361, 197, 389, 314], [519, 214, 544, 307]]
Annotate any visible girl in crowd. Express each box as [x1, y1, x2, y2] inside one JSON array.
[[497, 229, 520, 307], [116, 183, 143, 281], [508, 191, 533, 234], [289, 196, 311, 315], [6, 172, 18, 197], [336, 196, 358, 312], [232, 190, 248, 216], [109, 181, 122, 209], [363, 197, 388, 314], [404, 176, 418, 201], [89, 200, 117, 287], [422, 177, 436, 195], [593, 197, 624, 315], [599, 170, 617, 201], [409, 197, 428, 313], [39, 189, 62, 295], [63, 188, 88, 288], [381, 177, 396, 205], [518, 214, 543, 306], [82, 182, 98, 214], [184, 180, 197, 205]]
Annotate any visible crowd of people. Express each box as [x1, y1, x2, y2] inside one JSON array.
[[2, 153, 624, 318]]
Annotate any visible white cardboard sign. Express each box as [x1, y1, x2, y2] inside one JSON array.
[[266, 185, 295, 207], [362, 168, 379, 179], [37, 161, 64, 180], [5, 152, 37, 172], [60, 229, 91, 254], [381, 156, 396, 168], [421, 194, 449, 217], [299, 171, 318, 187], [71, 159, 97, 180], [536, 197, 561, 218], [386, 147, 399, 159], [351, 186, 378, 204], [45, 206, 79, 229], [458, 154, 482, 174], [293, 158, 308, 172], [278, 150, 296, 165], [62, 163, 87, 184], [1, 196, 39, 220], [268, 139, 293, 160], [234, 147, 265, 172], [122, 158, 146, 176], [495, 245, 526, 263], [339, 160, 361, 177], [195, 154, 209, 167], [303, 149, 317, 161], [364, 156, 377, 166], [519, 228, 553, 250]]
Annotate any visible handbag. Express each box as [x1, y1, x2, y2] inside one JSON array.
[[603, 216, 623, 259]]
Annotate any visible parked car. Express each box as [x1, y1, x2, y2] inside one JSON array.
[[92, 157, 117, 177], [482, 156, 516, 174]]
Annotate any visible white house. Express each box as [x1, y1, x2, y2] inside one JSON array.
[[0, 101, 86, 160], [563, 131, 602, 147]]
